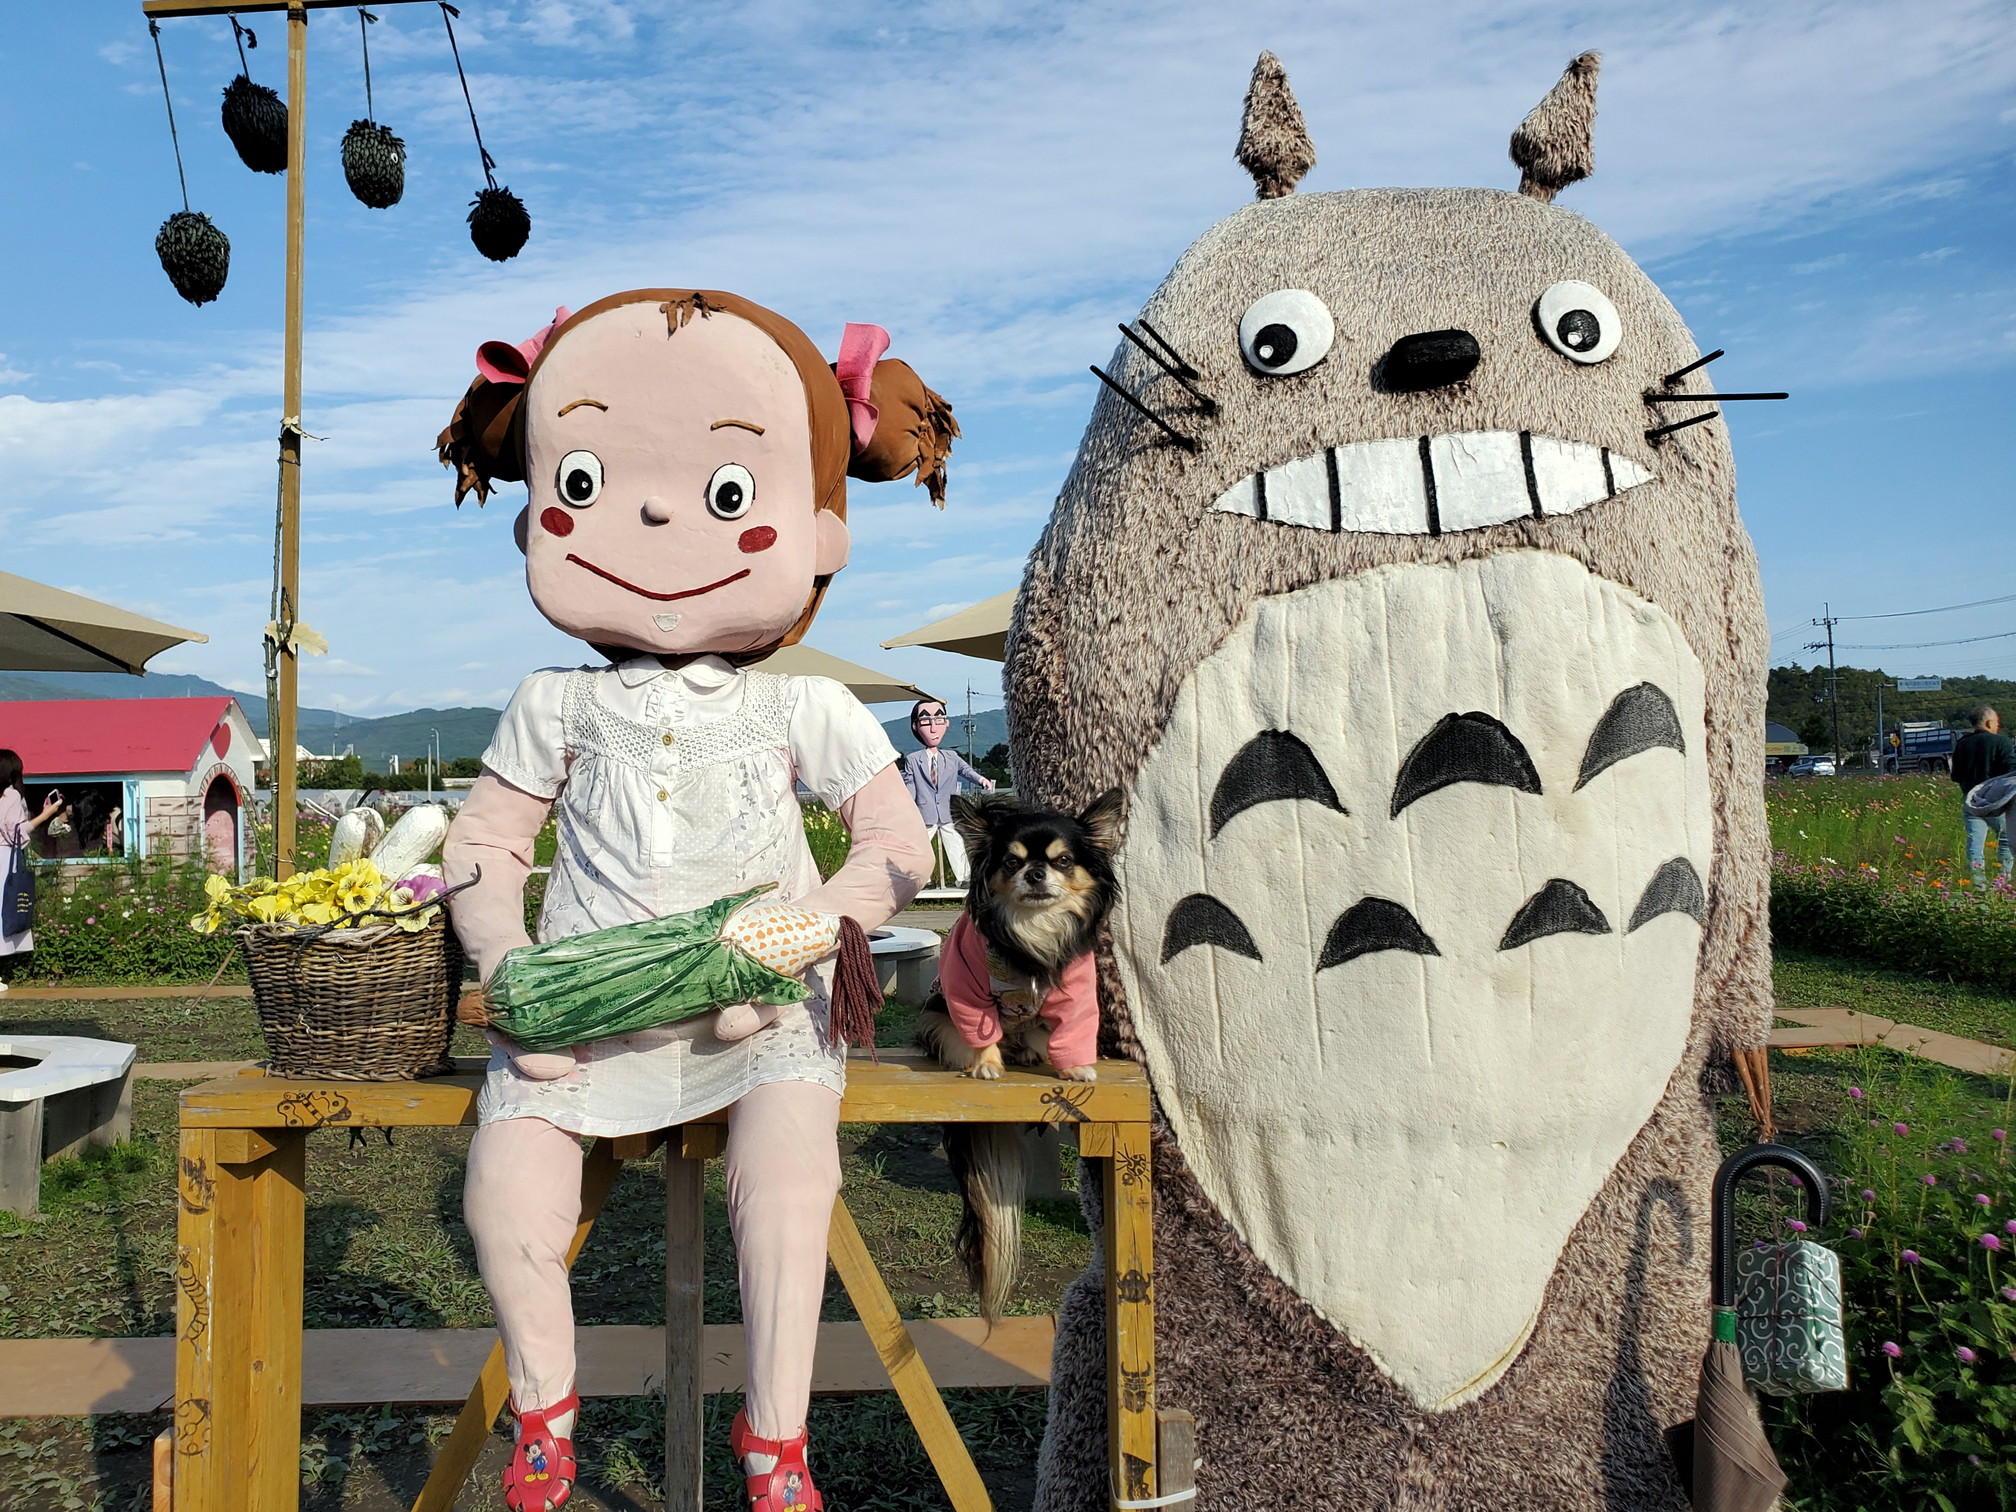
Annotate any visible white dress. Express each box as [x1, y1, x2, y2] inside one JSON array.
[[474, 654, 898, 1137]]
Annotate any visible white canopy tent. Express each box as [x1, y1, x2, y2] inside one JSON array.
[[0, 569, 207, 676], [753, 644, 932, 704], [880, 590, 1014, 663]]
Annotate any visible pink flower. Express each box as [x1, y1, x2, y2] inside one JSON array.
[[1924, 1174, 1939, 1187], [1849, 1228, 1865, 1239], [1979, 1194, 1995, 1207], [1787, 1219, 1808, 1232], [1881, 1341, 1902, 1358], [1953, 1139, 1969, 1155], [1958, 1346, 1978, 1363], [1861, 1189, 1877, 1202], [2002, 1287, 2016, 1302], [1902, 1250, 1922, 1265], [1982, 1234, 2004, 1252], [2007, 1220, 2016, 1235], [1848, 1086, 1864, 1100], [1996, 1130, 2009, 1143], [1894, 1123, 1910, 1136]]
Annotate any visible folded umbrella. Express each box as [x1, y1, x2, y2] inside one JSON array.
[[1687, 1142, 1829, 1512]]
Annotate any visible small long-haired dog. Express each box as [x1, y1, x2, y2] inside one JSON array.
[[917, 788, 1121, 1321]]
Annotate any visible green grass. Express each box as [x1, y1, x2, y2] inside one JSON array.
[[1768, 772, 2001, 877], [1775, 949, 2016, 1050]]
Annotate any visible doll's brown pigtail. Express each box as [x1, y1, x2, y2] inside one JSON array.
[[845, 359, 960, 507], [436, 373, 527, 507]]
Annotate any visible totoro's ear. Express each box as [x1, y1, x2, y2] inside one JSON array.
[[1076, 787, 1125, 853], [1237, 51, 1316, 200], [1510, 51, 1600, 203]]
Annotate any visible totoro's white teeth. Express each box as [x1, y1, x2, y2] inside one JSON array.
[[1210, 431, 1652, 536]]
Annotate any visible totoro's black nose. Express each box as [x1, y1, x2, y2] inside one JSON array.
[[1381, 329, 1482, 392]]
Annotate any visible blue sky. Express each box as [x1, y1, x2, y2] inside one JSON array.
[[1, 0, 2012, 716]]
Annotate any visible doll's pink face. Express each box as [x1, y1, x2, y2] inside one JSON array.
[[912, 702, 949, 750], [520, 303, 849, 655]]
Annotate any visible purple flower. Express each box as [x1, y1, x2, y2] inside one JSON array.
[[2002, 1287, 2016, 1302], [1902, 1250, 1922, 1265], [1881, 1341, 1903, 1358], [1984, 1234, 2005, 1252], [1894, 1122, 1910, 1136], [1954, 1139, 1969, 1155], [1862, 1189, 1877, 1203], [400, 873, 448, 902], [1848, 1086, 1865, 1100], [1924, 1174, 1939, 1187], [1978, 1194, 1994, 1207], [2006, 1220, 2016, 1235], [1957, 1346, 1978, 1364], [1849, 1227, 1865, 1239], [1995, 1130, 2008, 1143]]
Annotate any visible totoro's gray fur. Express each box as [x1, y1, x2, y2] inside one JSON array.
[[1011, 57, 1768, 1512], [1237, 51, 1317, 200], [1512, 51, 1601, 202]]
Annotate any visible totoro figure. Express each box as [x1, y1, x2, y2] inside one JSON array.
[[1011, 51, 1774, 1511]]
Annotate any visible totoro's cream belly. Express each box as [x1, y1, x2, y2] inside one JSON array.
[[1113, 550, 1713, 1412]]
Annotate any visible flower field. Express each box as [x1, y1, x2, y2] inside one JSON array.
[[1763, 1053, 2016, 1508]]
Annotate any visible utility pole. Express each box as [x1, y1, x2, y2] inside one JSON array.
[[1806, 605, 1843, 770], [143, 0, 436, 880], [1874, 684, 1884, 773], [963, 682, 977, 765]]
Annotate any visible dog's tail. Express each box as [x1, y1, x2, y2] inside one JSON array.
[[944, 1123, 1025, 1325]]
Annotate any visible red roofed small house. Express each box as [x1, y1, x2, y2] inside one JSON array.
[[0, 698, 260, 876]]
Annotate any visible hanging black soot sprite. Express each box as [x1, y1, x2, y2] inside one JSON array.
[[341, 120, 406, 209], [156, 211, 231, 307], [468, 186, 532, 262], [220, 74, 288, 175]]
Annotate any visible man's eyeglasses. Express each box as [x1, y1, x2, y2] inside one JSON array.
[[915, 713, 950, 725]]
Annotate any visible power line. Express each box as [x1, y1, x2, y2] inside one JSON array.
[[1837, 628, 2016, 652], [1837, 591, 2016, 622]]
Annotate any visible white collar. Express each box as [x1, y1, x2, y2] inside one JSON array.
[[612, 653, 739, 691]]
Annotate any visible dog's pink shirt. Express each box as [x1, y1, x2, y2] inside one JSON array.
[[939, 914, 1099, 1072]]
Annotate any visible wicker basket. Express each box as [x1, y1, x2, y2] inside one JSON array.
[[240, 915, 463, 1080]]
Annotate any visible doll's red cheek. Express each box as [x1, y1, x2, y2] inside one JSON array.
[[539, 507, 575, 538], [738, 527, 777, 554]]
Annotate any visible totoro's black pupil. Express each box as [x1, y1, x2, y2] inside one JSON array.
[[714, 481, 744, 514], [564, 470, 594, 502], [1253, 323, 1298, 367], [1556, 309, 1601, 351]]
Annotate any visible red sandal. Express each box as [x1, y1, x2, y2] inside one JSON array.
[[732, 1407, 824, 1512], [503, 1391, 579, 1512]]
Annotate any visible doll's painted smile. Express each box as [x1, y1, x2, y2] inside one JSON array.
[[564, 554, 752, 602]]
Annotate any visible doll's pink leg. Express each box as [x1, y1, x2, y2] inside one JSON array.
[[725, 1079, 843, 1442], [465, 1115, 584, 1421]]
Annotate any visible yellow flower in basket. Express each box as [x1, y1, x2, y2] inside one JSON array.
[[245, 894, 286, 925], [203, 874, 231, 904]]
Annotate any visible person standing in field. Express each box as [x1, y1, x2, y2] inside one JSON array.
[[1952, 706, 2015, 879], [0, 749, 71, 992]]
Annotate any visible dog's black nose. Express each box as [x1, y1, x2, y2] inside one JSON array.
[[1381, 329, 1482, 392]]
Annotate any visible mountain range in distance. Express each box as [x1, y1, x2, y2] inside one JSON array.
[[0, 670, 1010, 768]]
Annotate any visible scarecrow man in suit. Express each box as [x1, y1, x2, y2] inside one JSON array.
[[900, 698, 993, 886]]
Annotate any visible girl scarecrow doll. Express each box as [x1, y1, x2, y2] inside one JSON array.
[[438, 290, 956, 1512]]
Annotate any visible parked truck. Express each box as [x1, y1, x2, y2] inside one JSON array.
[[1884, 720, 1958, 775]]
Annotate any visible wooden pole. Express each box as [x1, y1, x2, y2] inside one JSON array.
[[274, 2, 307, 879]]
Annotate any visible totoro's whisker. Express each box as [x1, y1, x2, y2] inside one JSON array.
[[1118, 324, 1219, 414], [1135, 318, 1202, 380], [1089, 365, 1200, 451], [1661, 349, 1724, 386], [1645, 411, 1719, 443], [1643, 391, 1788, 403]]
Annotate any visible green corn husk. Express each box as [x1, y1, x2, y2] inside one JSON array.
[[483, 887, 808, 1054]]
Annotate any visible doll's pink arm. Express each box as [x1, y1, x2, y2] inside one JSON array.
[[1039, 951, 1101, 1071], [794, 762, 932, 930], [443, 772, 552, 984]]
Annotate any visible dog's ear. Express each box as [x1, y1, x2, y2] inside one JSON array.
[[1076, 788, 1125, 853], [951, 791, 1003, 860]]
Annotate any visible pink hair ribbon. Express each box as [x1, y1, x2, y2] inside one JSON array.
[[835, 322, 890, 451], [474, 306, 573, 386]]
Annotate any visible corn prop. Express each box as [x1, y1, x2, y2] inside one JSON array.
[[480, 887, 821, 1054]]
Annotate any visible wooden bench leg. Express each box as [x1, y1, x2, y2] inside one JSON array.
[[173, 1127, 307, 1512], [0, 1098, 42, 1217], [1103, 1122, 1156, 1512], [411, 1136, 626, 1512], [665, 1124, 722, 1512], [827, 1196, 993, 1512]]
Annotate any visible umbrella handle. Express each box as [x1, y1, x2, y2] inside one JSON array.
[[1711, 1142, 1830, 1311]]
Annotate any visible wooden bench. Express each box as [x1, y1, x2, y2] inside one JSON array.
[[166, 1050, 1160, 1512], [0, 1035, 136, 1216]]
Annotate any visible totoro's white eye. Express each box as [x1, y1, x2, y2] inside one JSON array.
[[1535, 282, 1621, 364], [1238, 290, 1335, 376]]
